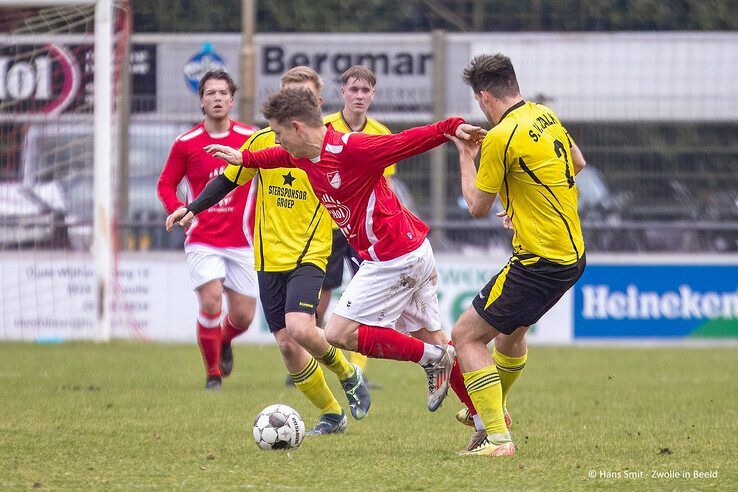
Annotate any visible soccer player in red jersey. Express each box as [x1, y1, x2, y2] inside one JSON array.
[[168, 87, 486, 412], [157, 69, 258, 390]]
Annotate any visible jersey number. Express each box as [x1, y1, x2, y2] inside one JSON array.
[[553, 140, 575, 188]]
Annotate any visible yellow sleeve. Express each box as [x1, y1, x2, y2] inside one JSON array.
[[224, 128, 278, 185], [383, 165, 396, 177], [223, 164, 256, 185], [475, 126, 511, 194]]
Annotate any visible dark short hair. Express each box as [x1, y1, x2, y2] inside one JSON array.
[[198, 69, 238, 98], [261, 87, 323, 128], [341, 65, 376, 87], [462, 53, 520, 99]]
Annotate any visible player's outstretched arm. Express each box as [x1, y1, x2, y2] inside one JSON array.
[[351, 117, 485, 171]]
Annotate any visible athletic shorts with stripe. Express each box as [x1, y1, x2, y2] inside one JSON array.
[[257, 263, 325, 332], [472, 253, 586, 335]]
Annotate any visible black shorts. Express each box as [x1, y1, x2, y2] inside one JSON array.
[[472, 254, 586, 335], [257, 263, 325, 332], [323, 229, 361, 290]]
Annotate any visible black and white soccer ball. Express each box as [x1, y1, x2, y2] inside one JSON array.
[[252, 404, 305, 450]]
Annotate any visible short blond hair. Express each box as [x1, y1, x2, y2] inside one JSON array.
[[280, 66, 324, 92]]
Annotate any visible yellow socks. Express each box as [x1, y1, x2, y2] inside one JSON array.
[[318, 345, 355, 381], [463, 365, 509, 441], [349, 351, 368, 371], [493, 347, 527, 407], [290, 357, 342, 415]]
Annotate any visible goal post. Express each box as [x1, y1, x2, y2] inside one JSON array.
[[0, 0, 127, 341], [93, 0, 114, 341]]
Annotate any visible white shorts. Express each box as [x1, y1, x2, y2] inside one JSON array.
[[332, 239, 442, 334], [184, 244, 258, 297]]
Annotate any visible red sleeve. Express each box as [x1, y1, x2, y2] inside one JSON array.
[[244, 145, 295, 169], [157, 139, 187, 214], [347, 117, 464, 171]]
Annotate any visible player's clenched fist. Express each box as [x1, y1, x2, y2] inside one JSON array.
[[165, 206, 195, 231], [203, 144, 243, 165]]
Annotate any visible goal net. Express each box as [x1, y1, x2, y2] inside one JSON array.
[[0, 0, 141, 341]]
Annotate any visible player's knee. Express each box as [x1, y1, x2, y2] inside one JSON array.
[[275, 331, 298, 357], [496, 328, 528, 352], [228, 310, 253, 330], [451, 324, 472, 347], [285, 313, 312, 341], [199, 296, 222, 315], [324, 323, 348, 350]]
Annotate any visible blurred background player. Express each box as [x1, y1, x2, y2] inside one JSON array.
[[157, 69, 258, 390], [448, 53, 587, 456], [318, 65, 397, 387], [178, 66, 370, 434]]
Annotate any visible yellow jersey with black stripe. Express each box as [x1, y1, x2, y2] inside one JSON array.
[[223, 128, 331, 272], [476, 101, 584, 265]]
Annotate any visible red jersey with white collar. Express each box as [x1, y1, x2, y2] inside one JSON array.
[[230, 117, 463, 261], [157, 120, 257, 248]]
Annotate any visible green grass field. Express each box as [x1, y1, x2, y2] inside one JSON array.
[[1, 342, 736, 490]]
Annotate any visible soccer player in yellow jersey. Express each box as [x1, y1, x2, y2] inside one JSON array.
[[226, 67, 371, 434], [319, 66, 397, 384], [448, 54, 587, 456]]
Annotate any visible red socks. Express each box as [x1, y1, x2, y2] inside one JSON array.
[[221, 313, 248, 345], [355, 325, 476, 414], [357, 324, 425, 362], [197, 311, 222, 377], [450, 356, 477, 415]]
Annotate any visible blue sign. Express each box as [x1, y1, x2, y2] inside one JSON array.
[[182, 43, 228, 94], [574, 264, 738, 338]]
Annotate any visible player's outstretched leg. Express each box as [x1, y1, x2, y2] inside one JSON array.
[[362, 327, 453, 412], [326, 318, 454, 411]]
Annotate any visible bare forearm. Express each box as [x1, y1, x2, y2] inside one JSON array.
[[571, 144, 586, 175], [459, 154, 480, 215]]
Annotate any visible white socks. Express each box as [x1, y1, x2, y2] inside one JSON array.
[[418, 343, 443, 366]]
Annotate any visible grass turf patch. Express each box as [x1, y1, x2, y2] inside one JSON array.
[[0, 342, 736, 489]]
